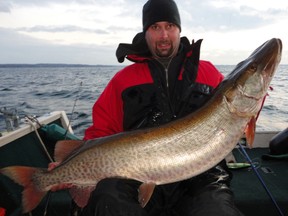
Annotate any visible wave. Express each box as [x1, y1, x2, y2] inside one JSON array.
[[1, 65, 287, 137], [0, 88, 13, 91]]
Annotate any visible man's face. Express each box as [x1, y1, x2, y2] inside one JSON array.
[[145, 21, 180, 58]]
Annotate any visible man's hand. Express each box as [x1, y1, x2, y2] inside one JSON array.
[[47, 162, 60, 171]]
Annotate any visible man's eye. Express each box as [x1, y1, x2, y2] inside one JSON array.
[[167, 23, 175, 29], [151, 25, 159, 30]]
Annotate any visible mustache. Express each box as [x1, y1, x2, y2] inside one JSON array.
[[156, 40, 171, 45]]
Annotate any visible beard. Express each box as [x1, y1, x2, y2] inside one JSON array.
[[154, 40, 175, 58], [155, 47, 174, 58]]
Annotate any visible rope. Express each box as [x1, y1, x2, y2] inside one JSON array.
[[25, 116, 54, 162], [25, 116, 54, 215]]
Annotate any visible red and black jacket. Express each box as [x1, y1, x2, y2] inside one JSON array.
[[84, 37, 224, 140]]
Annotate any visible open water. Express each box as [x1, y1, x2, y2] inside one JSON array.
[[0, 64, 287, 139]]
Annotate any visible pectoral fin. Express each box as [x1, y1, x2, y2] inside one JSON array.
[[69, 185, 96, 208], [245, 117, 256, 148], [138, 182, 156, 208]]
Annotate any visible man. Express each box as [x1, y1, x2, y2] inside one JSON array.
[[82, 0, 243, 215]]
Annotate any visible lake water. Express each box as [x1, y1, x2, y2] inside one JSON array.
[[0, 64, 287, 139]]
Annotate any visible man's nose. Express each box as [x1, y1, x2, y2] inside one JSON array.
[[159, 28, 169, 38]]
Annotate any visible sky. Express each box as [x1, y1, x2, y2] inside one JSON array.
[[0, 0, 287, 65]]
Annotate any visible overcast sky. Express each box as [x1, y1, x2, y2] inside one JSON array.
[[0, 0, 287, 65]]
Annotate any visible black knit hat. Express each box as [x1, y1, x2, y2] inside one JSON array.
[[142, 0, 181, 32]]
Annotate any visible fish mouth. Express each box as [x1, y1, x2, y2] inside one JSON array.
[[226, 38, 282, 82], [252, 38, 282, 98], [250, 38, 282, 77], [226, 38, 282, 89]]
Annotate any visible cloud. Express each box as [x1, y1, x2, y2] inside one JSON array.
[[16, 24, 138, 35], [0, 1, 12, 12], [179, 0, 279, 32], [1, 0, 90, 8], [0, 0, 287, 64], [0, 27, 118, 64], [0, 0, 144, 12], [17, 25, 108, 34]]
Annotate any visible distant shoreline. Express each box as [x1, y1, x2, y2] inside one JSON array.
[[0, 63, 287, 68]]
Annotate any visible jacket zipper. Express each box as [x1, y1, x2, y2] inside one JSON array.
[[158, 58, 176, 118], [164, 58, 172, 89]]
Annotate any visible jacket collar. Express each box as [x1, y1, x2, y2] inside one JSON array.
[[116, 31, 199, 63]]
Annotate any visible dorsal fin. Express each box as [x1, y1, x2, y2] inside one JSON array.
[[54, 140, 84, 162]]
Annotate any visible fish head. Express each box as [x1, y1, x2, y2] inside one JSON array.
[[223, 38, 282, 118]]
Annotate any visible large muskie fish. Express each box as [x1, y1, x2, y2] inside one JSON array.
[[0, 38, 282, 213]]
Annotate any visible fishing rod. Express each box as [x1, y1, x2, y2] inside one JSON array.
[[237, 143, 284, 216], [64, 81, 83, 139]]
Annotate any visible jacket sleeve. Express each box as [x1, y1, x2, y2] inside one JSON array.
[[83, 63, 152, 140], [83, 77, 124, 140]]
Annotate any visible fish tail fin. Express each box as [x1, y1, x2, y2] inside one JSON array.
[[0, 166, 47, 213]]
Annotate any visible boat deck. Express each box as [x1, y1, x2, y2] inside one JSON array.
[[231, 148, 288, 216], [0, 112, 287, 215]]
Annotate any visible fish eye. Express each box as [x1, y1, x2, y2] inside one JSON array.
[[250, 63, 257, 72]]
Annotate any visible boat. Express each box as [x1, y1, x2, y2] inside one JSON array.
[[0, 111, 78, 216], [229, 130, 288, 216], [0, 111, 287, 216]]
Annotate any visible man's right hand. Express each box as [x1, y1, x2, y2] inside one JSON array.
[[48, 162, 60, 171]]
